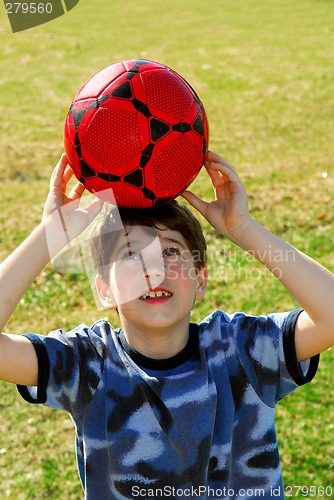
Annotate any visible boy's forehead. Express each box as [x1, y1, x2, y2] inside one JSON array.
[[113, 225, 188, 250]]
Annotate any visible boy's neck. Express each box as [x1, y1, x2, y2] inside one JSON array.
[[120, 318, 191, 360]]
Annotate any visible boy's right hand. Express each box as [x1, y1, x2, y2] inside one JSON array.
[[43, 154, 104, 246]]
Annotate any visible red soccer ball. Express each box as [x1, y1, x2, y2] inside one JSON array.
[[64, 59, 209, 208]]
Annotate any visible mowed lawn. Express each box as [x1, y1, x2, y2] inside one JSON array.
[[0, 0, 333, 497]]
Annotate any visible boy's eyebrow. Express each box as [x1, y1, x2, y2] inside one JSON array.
[[161, 237, 188, 249], [114, 239, 143, 255], [114, 236, 187, 256], [114, 231, 161, 256]]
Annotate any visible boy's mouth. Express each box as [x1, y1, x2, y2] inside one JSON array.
[[139, 289, 173, 300]]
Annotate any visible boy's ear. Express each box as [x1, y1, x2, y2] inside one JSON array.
[[95, 274, 117, 309], [195, 264, 209, 301]]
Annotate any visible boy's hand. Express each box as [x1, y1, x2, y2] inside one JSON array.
[[181, 151, 252, 241], [43, 154, 103, 243]]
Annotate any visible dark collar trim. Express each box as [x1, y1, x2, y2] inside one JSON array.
[[116, 323, 199, 370]]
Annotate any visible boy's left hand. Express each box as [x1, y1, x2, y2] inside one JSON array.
[[181, 151, 252, 241]]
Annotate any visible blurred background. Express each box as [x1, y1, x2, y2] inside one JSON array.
[[0, 0, 333, 497]]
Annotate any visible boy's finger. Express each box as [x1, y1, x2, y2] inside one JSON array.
[[206, 150, 221, 160], [206, 150, 230, 165], [51, 154, 68, 180], [180, 190, 208, 217], [68, 181, 85, 200], [206, 162, 241, 184], [63, 165, 75, 185], [206, 166, 229, 189], [56, 153, 68, 169], [206, 152, 236, 171], [87, 197, 104, 223]]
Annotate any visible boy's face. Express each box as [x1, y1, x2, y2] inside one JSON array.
[[96, 225, 208, 332]]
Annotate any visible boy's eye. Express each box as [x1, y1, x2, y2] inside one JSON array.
[[163, 246, 181, 257], [122, 250, 140, 260]]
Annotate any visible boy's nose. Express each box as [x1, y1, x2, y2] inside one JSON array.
[[142, 253, 165, 279], [140, 239, 165, 281]]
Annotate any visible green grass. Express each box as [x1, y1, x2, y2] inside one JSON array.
[[0, 0, 333, 497]]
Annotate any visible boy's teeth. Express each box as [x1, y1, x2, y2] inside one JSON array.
[[141, 290, 172, 299]]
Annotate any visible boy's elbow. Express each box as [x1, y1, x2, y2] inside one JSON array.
[[0, 333, 39, 386]]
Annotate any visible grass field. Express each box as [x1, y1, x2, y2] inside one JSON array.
[[0, 0, 333, 497]]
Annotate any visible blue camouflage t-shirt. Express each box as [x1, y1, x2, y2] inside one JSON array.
[[18, 309, 319, 499]]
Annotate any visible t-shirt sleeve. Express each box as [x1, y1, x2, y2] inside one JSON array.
[[17, 325, 106, 416], [227, 308, 319, 407]]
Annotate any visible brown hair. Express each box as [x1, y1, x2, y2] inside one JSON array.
[[90, 200, 207, 281]]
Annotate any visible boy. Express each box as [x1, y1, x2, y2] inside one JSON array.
[[0, 151, 333, 499]]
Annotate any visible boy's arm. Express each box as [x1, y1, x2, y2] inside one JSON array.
[[182, 151, 334, 361], [0, 154, 102, 386]]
